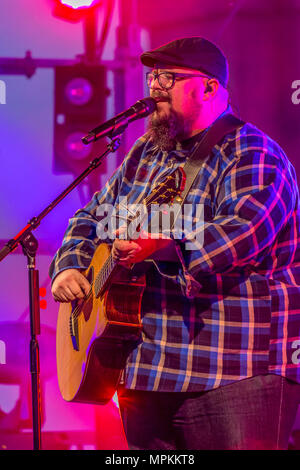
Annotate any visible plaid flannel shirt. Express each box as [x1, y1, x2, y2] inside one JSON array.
[[49, 119, 300, 392]]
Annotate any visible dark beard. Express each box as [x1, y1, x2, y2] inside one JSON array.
[[146, 109, 189, 152]]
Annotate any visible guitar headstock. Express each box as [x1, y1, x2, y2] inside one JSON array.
[[115, 167, 186, 235], [144, 167, 186, 207]]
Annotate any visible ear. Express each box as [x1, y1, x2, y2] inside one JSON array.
[[203, 78, 219, 100]]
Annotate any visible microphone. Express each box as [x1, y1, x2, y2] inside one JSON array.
[[82, 97, 157, 145]]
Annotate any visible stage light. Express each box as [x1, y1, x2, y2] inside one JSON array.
[[65, 77, 94, 106], [60, 0, 100, 9], [52, 0, 103, 22]]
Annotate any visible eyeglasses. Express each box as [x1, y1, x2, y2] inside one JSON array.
[[146, 71, 210, 90]]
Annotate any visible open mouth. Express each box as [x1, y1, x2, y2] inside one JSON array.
[[157, 98, 169, 102], [152, 95, 170, 103]]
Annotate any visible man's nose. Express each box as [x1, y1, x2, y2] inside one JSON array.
[[150, 74, 163, 90]]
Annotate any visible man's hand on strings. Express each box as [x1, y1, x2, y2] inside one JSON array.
[[111, 228, 172, 267], [51, 268, 91, 303]]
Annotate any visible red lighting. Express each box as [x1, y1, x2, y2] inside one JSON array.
[[39, 287, 47, 297]]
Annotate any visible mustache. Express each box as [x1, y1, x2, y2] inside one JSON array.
[[150, 91, 170, 102]]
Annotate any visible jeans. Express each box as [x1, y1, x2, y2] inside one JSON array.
[[118, 374, 300, 450]]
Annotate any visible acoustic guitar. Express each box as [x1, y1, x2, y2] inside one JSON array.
[[56, 167, 185, 404]]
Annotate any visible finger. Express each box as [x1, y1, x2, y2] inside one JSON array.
[[114, 239, 140, 251], [62, 286, 77, 301], [117, 249, 138, 260], [111, 245, 120, 258], [113, 243, 134, 257], [68, 280, 86, 299], [118, 254, 138, 265], [118, 256, 131, 262], [118, 260, 133, 268], [112, 251, 120, 261], [77, 276, 91, 296], [114, 248, 136, 259], [113, 226, 127, 238], [55, 289, 71, 303], [53, 295, 69, 303], [114, 238, 137, 249]]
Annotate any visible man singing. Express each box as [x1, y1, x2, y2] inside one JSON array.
[[49, 37, 300, 450]]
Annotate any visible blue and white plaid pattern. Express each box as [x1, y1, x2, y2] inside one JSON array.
[[49, 120, 300, 392]]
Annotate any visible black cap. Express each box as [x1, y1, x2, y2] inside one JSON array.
[[140, 37, 229, 88]]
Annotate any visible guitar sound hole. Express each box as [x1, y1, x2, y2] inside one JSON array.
[[71, 296, 93, 322]]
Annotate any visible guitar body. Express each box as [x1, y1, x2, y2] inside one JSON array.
[[56, 243, 145, 404]]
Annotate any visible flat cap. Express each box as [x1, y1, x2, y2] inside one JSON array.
[[140, 37, 229, 88]]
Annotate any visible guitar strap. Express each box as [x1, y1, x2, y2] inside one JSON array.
[[171, 112, 245, 229]]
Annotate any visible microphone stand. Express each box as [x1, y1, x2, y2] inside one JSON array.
[[0, 137, 121, 450]]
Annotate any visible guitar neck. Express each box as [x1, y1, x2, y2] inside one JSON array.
[[94, 251, 118, 297]]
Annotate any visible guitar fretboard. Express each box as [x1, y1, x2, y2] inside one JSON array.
[[94, 252, 116, 297]]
